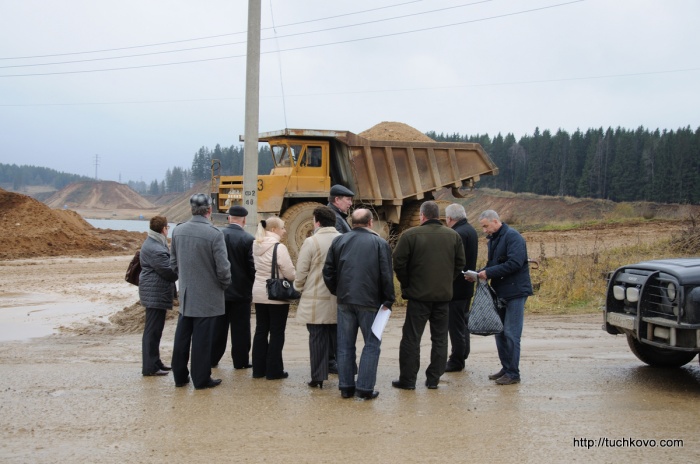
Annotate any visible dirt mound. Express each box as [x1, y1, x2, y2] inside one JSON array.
[[45, 181, 155, 210], [60, 301, 179, 335], [437, 188, 700, 227], [159, 181, 211, 223], [0, 188, 145, 260], [359, 121, 435, 142]]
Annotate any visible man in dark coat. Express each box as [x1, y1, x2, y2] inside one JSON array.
[[325, 183, 355, 373], [444, 203, 478, 372], [170, 193, 231, 390], [392, 201, 466, 390], [211, 205, 256, 370], [323, 209, 395, 400], [327, 184, 354, 234], [476, 209, 533, 385]]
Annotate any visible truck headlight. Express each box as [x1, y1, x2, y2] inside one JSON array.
[[626, 287, 640, 303], [613, 285, 625, 300], [666, 282, 677, 302]]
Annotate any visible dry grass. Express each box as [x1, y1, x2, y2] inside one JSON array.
[[526, 220, 700, 315]]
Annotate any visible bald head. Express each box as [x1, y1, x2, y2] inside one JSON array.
[[351, 209, 373, 228]]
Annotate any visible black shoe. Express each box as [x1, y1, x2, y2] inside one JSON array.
[[340, 388, 356, 399], [444, 363, 463, 372], [425, 380, 439, 389], [195, 378, 222, 390], [157, 363, 172, 371], [175, 376, 190, 387], [252, 373, 265, 379], [356, 389, 379, 400], [488, 369, 506, 380], [235, 363, 253, 370], [328, 360, 338, 375], [308, 380, 323, 389], [495, 374, 520, 385], [143, 369, 169, 376], [266, 371, 289, 380], [391, 380, 416, 390]]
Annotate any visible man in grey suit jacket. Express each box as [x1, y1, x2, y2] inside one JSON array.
[[170, 193, 231, 389]]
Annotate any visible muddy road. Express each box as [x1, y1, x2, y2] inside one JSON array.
[[0, 256, 699, 463]]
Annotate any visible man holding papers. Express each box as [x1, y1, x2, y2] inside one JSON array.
[[323, 209, 395, 400]]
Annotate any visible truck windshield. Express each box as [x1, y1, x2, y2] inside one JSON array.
[[272, 144, 303, 167]]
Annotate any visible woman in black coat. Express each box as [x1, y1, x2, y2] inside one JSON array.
[[139, 216, 178, 376]]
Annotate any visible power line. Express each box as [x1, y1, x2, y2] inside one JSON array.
[[0, 0, 429, 60], [0, 0, 491, 70], [2, 66, 697, 107], [0, 0, 584, 78]]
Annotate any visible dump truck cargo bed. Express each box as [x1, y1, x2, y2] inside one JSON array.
[[257, 128, 499, 205]]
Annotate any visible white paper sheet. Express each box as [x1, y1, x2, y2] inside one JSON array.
[[372, 306, 391, 340]]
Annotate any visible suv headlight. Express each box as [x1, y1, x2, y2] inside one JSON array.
[[666, 282, 677, 302]]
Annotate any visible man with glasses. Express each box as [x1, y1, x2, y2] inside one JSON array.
[[170, 193, 231, 390]]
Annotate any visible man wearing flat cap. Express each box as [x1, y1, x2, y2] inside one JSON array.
[[170, 193, 231, 390], [328, 184, 355, 234], [326, 184, 355, 374], [211, 205, 256, 370]]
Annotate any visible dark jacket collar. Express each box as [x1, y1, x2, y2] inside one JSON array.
[[451, 218, 468, 229], [422, 219, 442, 226]]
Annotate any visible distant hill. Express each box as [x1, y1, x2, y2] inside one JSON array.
[[45, 181, 155, 210]]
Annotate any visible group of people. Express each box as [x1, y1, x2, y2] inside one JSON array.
[[137, 184, 533, 396]]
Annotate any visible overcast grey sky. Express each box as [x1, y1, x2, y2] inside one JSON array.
[[1, 0, 698, 184]]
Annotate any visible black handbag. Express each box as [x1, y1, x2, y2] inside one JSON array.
[[468, 280, 504, 336], [266, 243, 301, 301]]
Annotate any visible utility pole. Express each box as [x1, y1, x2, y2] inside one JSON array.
[[243, 0, 261, 235], [94, 154, 100, 180]]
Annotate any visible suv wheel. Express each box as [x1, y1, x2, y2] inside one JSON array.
[[626, 334, 697, 367]]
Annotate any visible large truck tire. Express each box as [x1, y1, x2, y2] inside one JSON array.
[[626, 334, 697, 367], [280, 201, 323, 263], [397, 200, 451, 235]]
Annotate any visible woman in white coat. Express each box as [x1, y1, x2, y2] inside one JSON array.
[[251, 217, 296, 380], [294, 206, 341, 389]]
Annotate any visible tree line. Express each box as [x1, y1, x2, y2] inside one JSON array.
[[0, 163, 92, 191], [427, 126, 700, 204]]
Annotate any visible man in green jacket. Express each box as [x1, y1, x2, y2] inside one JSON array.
[[391, 201, 466, 390]]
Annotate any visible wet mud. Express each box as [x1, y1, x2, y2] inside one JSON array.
[[1, 257, 699, 463]]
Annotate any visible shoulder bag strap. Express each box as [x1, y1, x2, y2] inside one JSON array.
[[271, 243, 280, 279]]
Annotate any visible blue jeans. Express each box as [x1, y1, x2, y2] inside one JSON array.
[[495, 297, 526, 380], [337, 304, 381, 392]]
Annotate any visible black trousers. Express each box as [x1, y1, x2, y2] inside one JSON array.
[[211, 300, 252, 368], [307, 324, 334, 381], [447, 297, 472, 368], [252, 304, 289, 379], [171, 313, 216, 388], [398, 300, 449, 386], [142, 307, 167, 375]]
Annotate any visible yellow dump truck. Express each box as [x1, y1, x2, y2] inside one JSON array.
[[211, 128, 498, 259]]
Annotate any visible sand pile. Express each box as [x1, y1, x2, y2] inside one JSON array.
[[0, 188, 145, 260], [159, 180, 211, 223], [60, 301, 179, 335], [45, 181, 155, 210], [359, 121, 435, 142]]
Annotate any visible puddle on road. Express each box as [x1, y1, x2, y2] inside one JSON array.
[[0, 292, 110, 341]]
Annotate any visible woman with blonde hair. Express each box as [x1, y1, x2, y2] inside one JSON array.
[[251, 216, 296, 380]]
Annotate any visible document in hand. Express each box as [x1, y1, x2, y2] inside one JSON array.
[[371, 306, 391, 340]]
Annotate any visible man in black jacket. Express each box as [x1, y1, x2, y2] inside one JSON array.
[[444, 203, 478, 372], [392, 201, 466, 390], [211, 205, 256, 369], [323, 209, 395, 400]]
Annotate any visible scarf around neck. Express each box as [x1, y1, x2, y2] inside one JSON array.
[[147, 229, 168, 249]]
